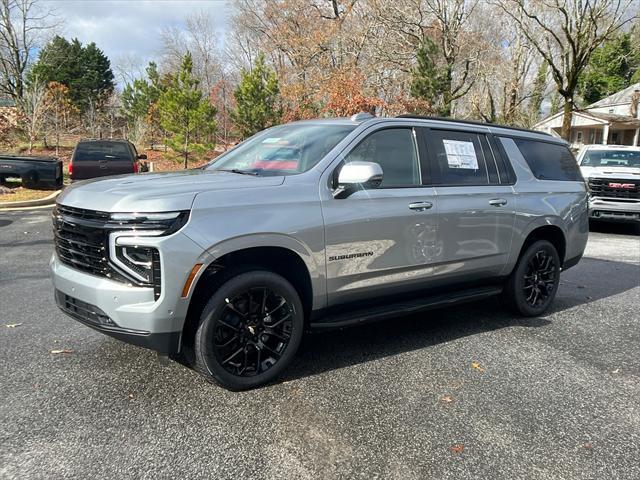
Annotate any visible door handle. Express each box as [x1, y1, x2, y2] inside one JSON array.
[[409, 201, 433, 211], [489, 198, 507, 206]]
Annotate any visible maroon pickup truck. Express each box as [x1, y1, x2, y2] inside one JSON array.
[[69, 139, 146, 181]]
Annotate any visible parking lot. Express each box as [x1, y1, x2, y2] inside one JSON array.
[[1, 208, 639, 479]]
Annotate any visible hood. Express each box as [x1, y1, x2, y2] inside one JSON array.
[[580, 165, 640, 179], [57, 169, 285, 212]]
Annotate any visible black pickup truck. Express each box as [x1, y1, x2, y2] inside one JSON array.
[[0, 155, 63, 189]]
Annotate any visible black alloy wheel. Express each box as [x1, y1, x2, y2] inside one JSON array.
[[213, 287, 294, 377], [504, 239, 561, 316], [522, 249, 558, 308], [193, 270, 304, 390]]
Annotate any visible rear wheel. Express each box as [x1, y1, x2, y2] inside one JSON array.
[[193, 270, 304, 390], [504, 240, 560, 316]]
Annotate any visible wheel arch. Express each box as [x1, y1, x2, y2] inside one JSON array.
[[181, 237, 319, 356], [517, 222, 567, 267]]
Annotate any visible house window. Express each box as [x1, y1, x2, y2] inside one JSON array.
[[611, 132, 619, 144], [577, 131, 583, 143], [589, 130, 595, 143]]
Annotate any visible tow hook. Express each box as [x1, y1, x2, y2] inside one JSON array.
[[157, 353, 170, 366]]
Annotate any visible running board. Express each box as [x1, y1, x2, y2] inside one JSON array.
[[310, 286, 503, 330]]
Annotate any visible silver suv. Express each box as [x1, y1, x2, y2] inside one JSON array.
[[51, 115, 588, 390]]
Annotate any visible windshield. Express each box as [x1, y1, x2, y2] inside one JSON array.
[[581, 149, 640, 168], [207, 123, 355, 175]]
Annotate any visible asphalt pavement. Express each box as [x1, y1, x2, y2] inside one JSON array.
[[1, 208, 639, 479]]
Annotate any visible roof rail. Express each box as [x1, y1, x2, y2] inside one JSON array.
[[350, 112, 375, 122], [396, 114, 552, 136]]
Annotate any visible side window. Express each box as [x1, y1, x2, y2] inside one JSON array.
[[510, 138, 582, 181], [343, 128, 421, 187], [429, 130, 490, 185]]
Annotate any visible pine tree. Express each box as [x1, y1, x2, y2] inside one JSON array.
[[410, 38, 447, 116], [157, 53, 217, 168], [231, 54, 281, 138], [578, 32, 640, 105], [27, 36, 115, 112]]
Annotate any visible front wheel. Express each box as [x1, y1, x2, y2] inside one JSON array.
[[193, 270, 304, 390], [503, 240, 561, 317]]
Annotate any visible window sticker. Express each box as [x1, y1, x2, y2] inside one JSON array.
[[443, 139, 479, 169]]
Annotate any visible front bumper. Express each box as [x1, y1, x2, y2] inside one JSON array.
[[50, 230, 210, 354], [588, 197, 640, 222]]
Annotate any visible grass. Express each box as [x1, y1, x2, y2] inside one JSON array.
[[0, 180, 58, 204]]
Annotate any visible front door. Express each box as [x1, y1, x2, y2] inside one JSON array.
[[321, 126, 438, 306]]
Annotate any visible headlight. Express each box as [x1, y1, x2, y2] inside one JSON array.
[[105, 211, 189, 299], [108, 210, 189, 236], [114, 245, 157, 283]]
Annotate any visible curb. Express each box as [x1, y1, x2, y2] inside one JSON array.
[[0, 189, 61, 210]]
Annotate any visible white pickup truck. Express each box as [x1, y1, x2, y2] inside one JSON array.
[[577, 145, 640, 225]]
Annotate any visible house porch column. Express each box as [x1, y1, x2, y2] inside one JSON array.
[[602, 124, 609, 145]]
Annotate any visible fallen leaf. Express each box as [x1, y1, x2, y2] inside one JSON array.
[[3, 323, 23, 328], [582, 443, 593, 449], [441, 395, 454, 404], [128, 393, 135, 400], [471, 361, 485, 373], [612, 368, 620, 374], [450, 444, 464, 454], [50, 349, 74, 355]]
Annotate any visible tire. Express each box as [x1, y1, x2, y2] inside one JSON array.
[[193, 270, 304, 390], [503, 240, 561, 317]]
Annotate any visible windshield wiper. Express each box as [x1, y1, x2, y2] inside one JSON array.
[[217, 168, 259, 176]]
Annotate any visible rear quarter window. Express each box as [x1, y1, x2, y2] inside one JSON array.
[[74, 142, 133, 162], [508, 138, 582, 181]]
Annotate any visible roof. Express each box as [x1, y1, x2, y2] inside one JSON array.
[[588, 82, 640, 108], [579, 110, 640, 126]]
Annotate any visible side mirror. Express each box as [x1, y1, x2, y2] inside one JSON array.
[[138, 154, 147, 160], [334, 161, 383, 199]]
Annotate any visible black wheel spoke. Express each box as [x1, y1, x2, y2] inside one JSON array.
[[268, 312, 292, 328], [218, 318, 240, 332], [264, 328, 290, 342], [222, 347, 244, 365], [260, 288, 268, 315], [267, 298, 287, 316], [224, 298, 247, 318]]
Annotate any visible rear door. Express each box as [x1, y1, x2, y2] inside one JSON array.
[[425, 128, 516, 282]]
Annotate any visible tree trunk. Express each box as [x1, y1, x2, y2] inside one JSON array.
[[184, 132, 189, 169], [561, 98, 573, 141]]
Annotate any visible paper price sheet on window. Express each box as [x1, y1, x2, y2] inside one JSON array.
[[442, 139, 479, 170]]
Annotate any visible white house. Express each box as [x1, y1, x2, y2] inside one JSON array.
[[533, 82, 640, 148]]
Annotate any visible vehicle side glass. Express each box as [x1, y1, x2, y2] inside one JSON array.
[[427, 130, 490, 185], [342, 128, 420, 187], [509, 138, 582, 181]]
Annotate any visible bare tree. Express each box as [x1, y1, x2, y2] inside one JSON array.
[[19, 76, 47, 152], [0, 0, 57, 101], [159, 10, 222, 93], [493, 0, 637, 140]]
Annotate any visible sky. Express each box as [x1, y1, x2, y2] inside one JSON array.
[[45, 0, 229, 80]]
